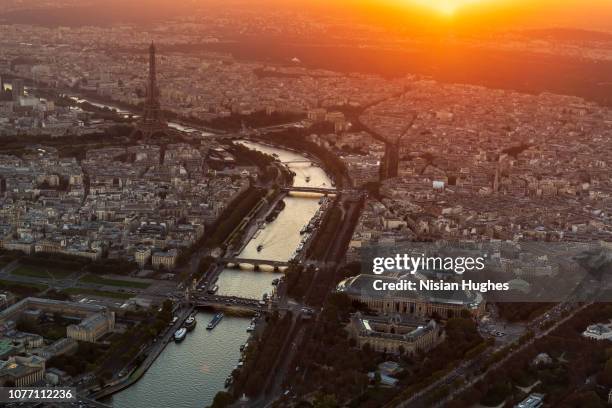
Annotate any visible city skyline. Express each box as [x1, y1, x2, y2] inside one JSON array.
[[3, 0, 612, 32]]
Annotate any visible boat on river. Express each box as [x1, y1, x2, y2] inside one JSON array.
[[224, 376, 233, 388], [184, 315, 197, 331], [174, 327, 187, 342], [207, 312, 224, 330], [265, 200, 286, 223]]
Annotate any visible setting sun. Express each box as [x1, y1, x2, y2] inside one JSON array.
[[399, 0, 487, 15]]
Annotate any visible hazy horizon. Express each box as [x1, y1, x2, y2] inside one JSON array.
[[2, 0, 612, 33]]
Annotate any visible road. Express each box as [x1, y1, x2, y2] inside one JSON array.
[[193, 293, 265, 313], [305, 195, 362, 305], [391, 301, 593, 408], [254, 194, 363, 407]]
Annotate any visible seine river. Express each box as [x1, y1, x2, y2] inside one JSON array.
[[110, 141, 332, 407]]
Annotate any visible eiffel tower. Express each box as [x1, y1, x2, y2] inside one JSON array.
[[132, 42, 168, 140]]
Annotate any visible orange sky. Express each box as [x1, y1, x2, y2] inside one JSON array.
[[394, 0, 492, 15], [93, 1, 612, 33], [275, 0, 612, 33], [374, 0, 612, 31]]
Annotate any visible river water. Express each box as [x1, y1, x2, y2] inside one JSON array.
[[67, 96, 211, 135], [111, 141, 333, 407]]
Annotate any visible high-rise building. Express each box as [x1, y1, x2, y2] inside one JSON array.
[[132, 43, 168, 140], [380, 140, 399, 180], [11, 79, 24, 102]]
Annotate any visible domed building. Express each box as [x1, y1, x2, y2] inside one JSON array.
[[336, 274, 484, 319]]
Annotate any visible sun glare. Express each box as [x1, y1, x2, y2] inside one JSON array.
[[404, 0, 485, 15]]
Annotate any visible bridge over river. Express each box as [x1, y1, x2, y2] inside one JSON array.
[[193, 294, 267, 314], [221, 257, 291, 271], [281, 186, 338, 194]]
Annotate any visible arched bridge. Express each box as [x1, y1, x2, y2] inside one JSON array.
[[222, 257, 291, 271]]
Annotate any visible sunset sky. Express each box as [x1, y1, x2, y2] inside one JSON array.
[[395, 0, 490, 15], [7, 0, 612, 34], [269, 0, 612, 33], [373, 0, 612, 30]]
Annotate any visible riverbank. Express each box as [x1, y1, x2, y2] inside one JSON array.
[[107, 139, 334, 408], [250, 131, 348, 189], [110, 312, 251, 408], [91, 306, 194, 400]]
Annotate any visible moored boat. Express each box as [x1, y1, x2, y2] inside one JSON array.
[[174, 327, 187, 342], [265, 200, 286, 223], [184, 315, 197, 331]]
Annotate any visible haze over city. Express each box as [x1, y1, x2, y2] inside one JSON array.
[[4, 0, 612, 31]]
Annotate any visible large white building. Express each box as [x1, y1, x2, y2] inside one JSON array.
[[582, 322, 612, 341], [67, 310, 115, 343], [346, 312, 445, 355], [0, 297, 115, 343], [336, 274, 485, 319], [0, 355, 45, 386], [152, 248, 178, 270]]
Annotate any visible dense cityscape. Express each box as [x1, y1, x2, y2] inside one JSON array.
[[0, 1, 611, 407]]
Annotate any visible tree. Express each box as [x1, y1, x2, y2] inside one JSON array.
[[599, 358, 612, 386], [313, 393, 338, 408], [374, 371, 382, 388], [209, 391, 233, 408], [563, 391, 604, 408], [480, 380, 512, 407]]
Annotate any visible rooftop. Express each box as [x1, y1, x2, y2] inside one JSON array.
[[337, 274, 483, 307]]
